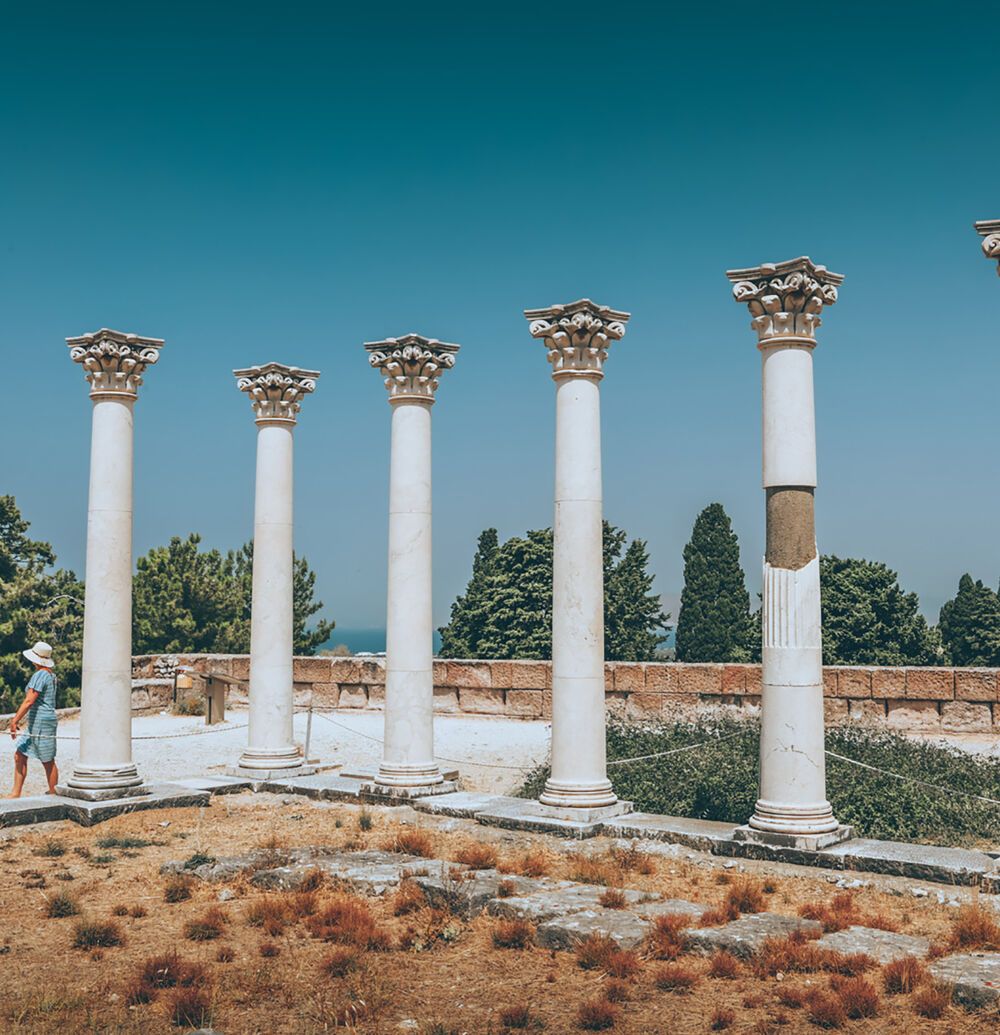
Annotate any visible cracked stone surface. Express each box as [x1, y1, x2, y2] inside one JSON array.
[[413, 869, 568, 919], [252, 851, 448, 895], [815, 925, 930, 963], [685, 912, 823, 958], [535, 908, 653, 950], [929, 952, 1000, 1007], [485, 883, 672, 923]]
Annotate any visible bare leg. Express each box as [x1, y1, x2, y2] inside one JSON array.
[[42, 760, 59, 794], [6, 752, 28, 798]]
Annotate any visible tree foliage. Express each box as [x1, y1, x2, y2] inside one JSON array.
[[675, 503, 755, 663], [939, 574, 1000, 667], [132, 534, 333, 655], [0, 496, 83, 712], [439, 523, 667, 660], [820, 555, 942, 666]]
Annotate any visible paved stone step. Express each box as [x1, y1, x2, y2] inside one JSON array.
[[535, 908, 652, 950], [411, 792, 514, 818], [474, 798, 632, 840], [814, 925, 931, 963], [685, 913, 823, 958], [254, 851, 456, 896], [0, 796, 68, 828], [258, 773, 366, 801], [602, 814, 740, 853], [414, 869, 567, 919], [822, 839, 995, 887], [929, 952, 1000, 1007]]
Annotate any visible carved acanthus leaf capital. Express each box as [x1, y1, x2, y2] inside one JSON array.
[[364, 334, 460, 403], [234, 362, 320, 424], [524, 299, 630, 379], [975, 220, 1000, 275], [726, 257, 844, 346], [67, 328, 164, 398]]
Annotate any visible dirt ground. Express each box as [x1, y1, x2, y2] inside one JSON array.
[[1, 793, 997, 1035]]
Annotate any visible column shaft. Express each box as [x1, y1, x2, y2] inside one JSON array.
[[379, 399, 440, 786], [542, 375, 616, 808], [69, 396, 141, 790]]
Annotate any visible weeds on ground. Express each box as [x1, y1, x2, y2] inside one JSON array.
[[603, 979, 630, 1003], [382, 829, 434, 858], [913, 984, 951, 1019], [72, 919, 124, 949], [799, 891, 898, 933], [306, 895, 392, 950], [492, 918, 534, 949], [358, 809, 373, 832], [164, 876, 193, 903], [96, 836, 153, 849], [883, 956, 927, 994], [946, 904, 1000, 951], [707, 950, 741, 979], [576, 997, 618, 1030], [183, 906, 227, 941], [576, 934, 618, 971], [321, 945, 361, 978], [35, 839, 66, 858], [169, 987, 212, 1028], [45, 891, 79, 918], [645, 913, 689, 960], [499, 850, 550, 878], [710, 1007, 736, 1031], [598, 888, 627, 910], [830, 974, 879, 1019], [392, 881, 427, 916], [452, 842, 498, 870], [653, 963, 699, 993]]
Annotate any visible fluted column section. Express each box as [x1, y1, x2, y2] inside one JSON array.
[[366, 335, 459, 792], [727, 258, 848, 845], [233, 363, 319, 774], [526, 300, 629, 810], [61, 329, 163, 798]]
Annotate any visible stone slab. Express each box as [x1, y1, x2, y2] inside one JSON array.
[[815, 925, 930, 963], [252, 851, 448, 896], [341, 766, 460, 782], [412, 792, 513, 818], [535, 908, 651, 951], [415, 869, 564, 919], [929, 952, 1000, 1007], [822, 838, 994, 886], [630, 898, 711, 921], [161, 846, 338, 883], [360, 780, 459, 804], [602, 813, 740, 853], [171, 776, 254, 796], [685, 913, 823, 959], [228, 765, 318, 781], [259, 773, 365, 801], [61, 784, 211, 826], [485, 882, 647, 923], [55, 782, 151, 801], [733, 824, 854, 852], [474, 799, 632, 840], [0, 796, 69, 828]]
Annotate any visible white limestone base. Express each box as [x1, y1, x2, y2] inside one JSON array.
[[360, 779, 459, 802], [733, 823, 854, 852], [227, 764, 318, 781]]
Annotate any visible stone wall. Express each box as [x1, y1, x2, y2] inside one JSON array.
[[129, 655, 1000, 733]]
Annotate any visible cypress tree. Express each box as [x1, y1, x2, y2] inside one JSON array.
[[438, 528, 499, 657], [605, 536, 669, 661], [939, 574, 1000, 666], [675, 503, 754, 663]]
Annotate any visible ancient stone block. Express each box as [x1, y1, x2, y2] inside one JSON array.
[[535, 909, 652, 951], [328, 658, 361, 683], [941, 701, 992, 732], [886, 700, 940, 730], [433, 688, 459, 713], [366, 685, 385, 709], [447, 662, 492, 689], [357, 659, 386, 684], [838, 668, 873, 699], [929, 953, 1000, 1008], [231, 656, 250, 681], [905, 668, 953, 701], [721, 665, 748, 695], [744, 666, 762, 695], [955, 669, 998, 702], [432, 660, 450, 686], [458, 687, 506, 714], [675, 664, 723, 695], [338, 685, 368, 709], [508, 661, 549, 690], [824, 699, 849, 725], [644, 664, 675, 693], [612, 664, 645, 693], [625, 693, 662, 722], [293, 657, 332, 683], [822, 669, 838, 697], [848, 700, 886, 723], [310, 682, 340, 705], [605, 692, 627, 720], [871, 667, 905, 700], [130, 689, 150, 710], [686, 913, 822, 959], [541, 688, 553, 720], [506, 689, 543, 718], [490, 661, 513, 689], [816, 926, 930, 964]]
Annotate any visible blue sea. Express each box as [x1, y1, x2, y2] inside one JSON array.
[[323, 627, 674, 655]]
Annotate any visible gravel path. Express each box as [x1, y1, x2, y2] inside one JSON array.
[[2, 708, 551, 797]]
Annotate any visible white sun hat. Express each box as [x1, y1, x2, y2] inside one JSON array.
[[23, 641, 54, 668]]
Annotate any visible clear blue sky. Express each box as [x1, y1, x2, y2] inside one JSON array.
[[3, 2, 999, 634]]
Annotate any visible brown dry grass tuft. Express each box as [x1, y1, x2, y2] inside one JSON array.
[[163, 875, 193, 903], [603, 949, 642, 980], [139, 953, 207, 989], [723, 876, 768, 917], [392, 881, 427, 916], [800, 891, 899, 934], [599, 888, 627, 910], [707, 950, 741, 979], [290, 890, 319, 918], [320, 945, 360, 978], [609, 842, 655, 875], [947, 904, 1000, 951], [912, 984, 951, 1019], [306, 895, 391, 950], [215, 946, 235, 963], [566, 853, 620, 887], [653, 963, 699, 993], [492, 918, 534, 949], [500, 850, 550, 878], [576, 934, 618, 971], [710, 1006, 736, 1031], [576, 997, 618, 1030], [45, 890, 80, 918], [830, 974, 879, 1019], [245, 896, 292, 936], [452, 842, 499, 870], [169, 986, 212, 1028], [129, 904, 147, 919], [297, 867, 325, 892], [697, 907, 730, 927], [72, 919, 124, 949], [498, 1003, 534, 1029], [646, 913, 690, 961], [497, 880, 516, 898], [752, 932, 844, 978], [777, 986, 809, 1009], [382, 829, 434, 858], [804, 989, 847, 1029], [883, 956, 928, 995], [603, 979, 630, 1003], [259, 940, 280, 957], [112, 904, 129, 916], [183, 906, 227, 941]]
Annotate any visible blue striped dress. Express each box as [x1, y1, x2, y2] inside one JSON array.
[[14, 669, 58, 762]]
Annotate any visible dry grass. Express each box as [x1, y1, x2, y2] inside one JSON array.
[[71, 918, 124, 949], [492, 918, 534, 949], [805, 990, 847, 1029], [259, 941, 280, 958], [913, 984, 951, 1019], [603, 950, 641, 981], [653, 963, 699, 993], [566, 853, 620, 887], [576, 934, 618, 971], [497, 1003, 534, 1029], [609, 842, 655, 875], [598, 888, 627, 910], [497, 879, 516, 898], [883, 955, 928, 994], [709, 1006, 736, 1031], [320, 945, 361, 978], [45, 890, 80, 918], [722, 876, 768, 917], [707, 949, 741, 979], [382, 829, 434, 858], [499, 850, 550, 878], [215, 946, 235, 963], [392, 880, 427, 916], [452, 842, 499, 870], [603, 978, 630, 1003], [799, 891, 899, 934], [163, 875, 193, 903], [306, 895, 391, 950], [645, 913, 690, 960], [183, 906, 227, 941], [169, 986, 212, 1028], [576, 997, 618, 1030], [830, 974, 879, 1018], [946, 904, 1000, 950]]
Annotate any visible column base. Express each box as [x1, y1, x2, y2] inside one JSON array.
[[227, 764, 318, 780], [747, 797, 840, 838], [361, 779, 459, 803], [234, 744, 306, 773], [539, 777, 618, 810], [733, 823, 854, 852], [57, 763, 148, 801], [374, 761, 445, 789]]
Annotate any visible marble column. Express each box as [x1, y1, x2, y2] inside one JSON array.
[[726, 258, 850, 848], [365, 335, 459, 796], [60, 329, 163, 799], [975, 220, 1000, 272], [525, 300, 630, 813], [232, 363, 320, 775]]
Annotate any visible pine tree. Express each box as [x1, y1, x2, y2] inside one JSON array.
[[675, 503, 755, 663], [939, 574, 1000, 666], [439, 529, 499, 657], [605, 536, 669, 661], [821, 555, 942, 665]]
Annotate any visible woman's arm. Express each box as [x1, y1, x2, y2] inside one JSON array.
[[9, 689, 39, 737]]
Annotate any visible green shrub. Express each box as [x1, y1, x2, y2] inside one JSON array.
[[519, 717, 1000, 847]]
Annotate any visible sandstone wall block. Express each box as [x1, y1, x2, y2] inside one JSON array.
[[433, 688, 459, 713], [871, 668, 906, 700], [676, 664, 723, 695], [955, 669, 998, 703], [458, 687, 506, 715], [338, 685, 368, 709], [292, 656, 332, 683], [941, 701, 993, 732], [508, 661, 549, 690], [848, 700, 886, 723], [887, 700, 941, 730], [367, 685, 385, 709], [824, 699, 849, 725], [721, 665, 748, 695], [823, 669, 838, 697], [837, 668, 873, 699], [490, 661, 513, 689], [905, 668, 954, 701], [446, 662, 492, 689], [328, 658, 361, 684], [506, 689, 544, 718], [626, 693, 663, 722], [644, 664, 675, 693], [612, 663, 645, 693]]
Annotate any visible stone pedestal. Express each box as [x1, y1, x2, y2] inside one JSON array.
[[58, 329, 163, 800], [366, 335, 460, 796], [232, 363, 320, 775], [727, 258, 848, 845], [525, 300, 629, 809]]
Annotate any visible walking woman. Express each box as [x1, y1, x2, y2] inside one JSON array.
[[6, 641, 59, 797]]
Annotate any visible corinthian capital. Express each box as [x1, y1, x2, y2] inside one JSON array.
[[364, 333, 460, 404], [67, 328, 164, 398], [234, 362, 320, 424], [726, 257, 843, 347], [524, 298, 629, 379], [975, 220, 1000, 275]]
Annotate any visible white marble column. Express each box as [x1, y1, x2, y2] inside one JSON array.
[[525, 300, 629, 813], [727, 258, 849, 848], [60, 329, 163, 799], [365, 335, 459, 796], [975, 220, 1000, 272], [232, 363, 319, 775]]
